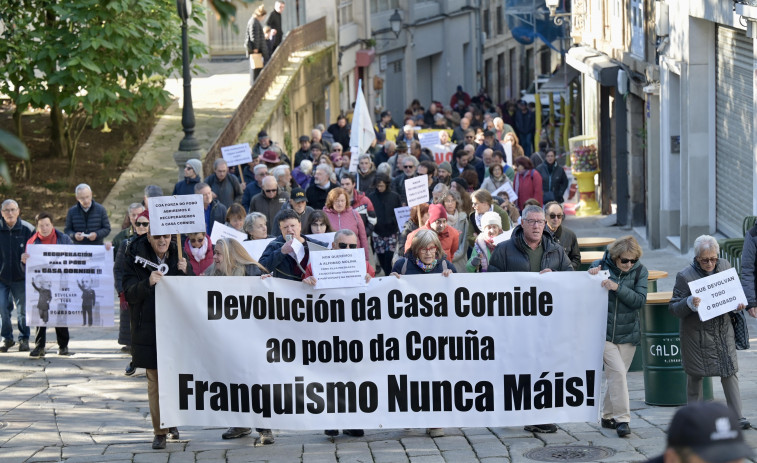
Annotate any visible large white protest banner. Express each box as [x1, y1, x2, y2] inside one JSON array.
[[310, 249, 366, 289], [156, 272, 606, 430], [148, 195, 205, 236], [25, 245, 114, 327], [404, 176, 429, 207], [688, 268, 748, 322], [418, 131, 441, 149], [221, 143, 253, 167]]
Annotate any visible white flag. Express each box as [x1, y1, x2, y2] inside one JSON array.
[[349, 80, 376, 173]]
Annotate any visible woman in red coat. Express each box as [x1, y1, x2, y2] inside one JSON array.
[[404, 204, 459, 262], [513, 156, 543, 211]]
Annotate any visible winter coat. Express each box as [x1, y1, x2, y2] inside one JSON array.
[[323, 207, 369, 260], [64, 201, 111, 245], [467, 204, 512, 247], [351, 190, 376, 234], [488, 225, 572, 273], [669, 258, 738, 378], [740, 224, 757, 307], [514, 169, 543, 210], [249, 192, 288, 229], [258, 235, 310, 281], [447, 209, 470, 273], [550, 225, 581, 271], [536, 161, 569, 204], [123, 234, 194, 369], [368, 189, 402, 237], [246, 16, 269, 59], [172, 175, 201, 197], [480, 175, 509, 194], [391, 255, 456, 275], [112, 226, 135, 260], [205, 173, 243, 208], [272, 205, 314, 237], [357, 169, 377, 194], [589, 251, 648, 345], [306, 182, 336, 210], [404, 224, 459, 262], [0, 217, 34, 284]]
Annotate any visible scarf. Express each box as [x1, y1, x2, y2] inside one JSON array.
[[474, 234, 497, 272], [190, 237, 209, 263], [415, 257, 438, 272], [28, 231, 57, 246]]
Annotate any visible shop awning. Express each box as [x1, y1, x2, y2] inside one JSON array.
[[566, 46, 620, 86], [538, 64, 580, 93]]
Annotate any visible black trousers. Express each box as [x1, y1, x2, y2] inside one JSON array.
[[35, 326, 70, 348]]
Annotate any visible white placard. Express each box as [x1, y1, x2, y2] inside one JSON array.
[[156, 272, 606, 430], [210, 221, 247, 245], [687, 268, 748, 322], [147, 195, 206, 236], [241, 238, 274, 261], [304, 232, 336, 249], [221, 143, 253, 167], [504, 141, 513, 166], [493, 181, 518, 203], [290, 238, 305, 262], [404, 175, 429, 207], [418, 131, 441, 149], [394, 206, 411, 233], [491, 228, 514, 245], [25, 244, 115, 327], [430, 144, 453, 165], [310, 248, 366, 289]]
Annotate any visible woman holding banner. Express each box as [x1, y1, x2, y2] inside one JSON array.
[[669, 235, 750, 430], [588, 236, 648, 438], [123, 219, 194, 450]]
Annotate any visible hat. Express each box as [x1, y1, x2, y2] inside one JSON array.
[[457, 85, 463, 92], [257, 130, 269, 139], [480, 211, 502, 228], [427, 204, 448, 225], [260, 150, 281, 164], [438, 161, 453, 175], [667, 402, 754, 462], [185, 158, 203, 176], [137, 209, 149, 221], [298, 135, 310, 143], [291, 188, 307, 203], [311, 142, 324, 152], [396, 141, 408, 152]]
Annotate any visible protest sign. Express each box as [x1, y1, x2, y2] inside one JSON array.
[[687, 268, 748, 322], [147, 195, 205, 236], [503, 142, 513, 166], [492, 228, 514, 246], [210, 222, 248, 245], [418, 131, 441, 149], [310, 249, 367, 289], [493, 182, 518, 203], [430, 144, 453, 165], [156, 272, 605, 430], [25, 244, 114, 327], [394, 206, 411, 233], [405, 176, 429, 207], [304, 232, 336, 249], [241, 238, 274, 261], [221, 143, 253, 167]]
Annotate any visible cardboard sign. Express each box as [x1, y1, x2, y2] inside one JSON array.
[[209, 221, 247, 245], [404, 175, 429, 207], [418, 131, 441, 149], [221, 143, 253, 167], [147, 195, 206, 235], [394, 206, 411, 233], [687, 268, 748, 322], [309, 248, 367, 289]]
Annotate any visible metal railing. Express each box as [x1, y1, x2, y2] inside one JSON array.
[[203, 17, 328, 172]]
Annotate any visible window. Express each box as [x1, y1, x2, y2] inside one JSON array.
[[483, 9, 490, 38], [370, 0, 400, 13], [339, 1, 354, 25], [497, 6, 503, 35], [630, 0, 645, 58]]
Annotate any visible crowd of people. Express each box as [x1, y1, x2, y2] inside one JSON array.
[[2, 90, 756, 458]]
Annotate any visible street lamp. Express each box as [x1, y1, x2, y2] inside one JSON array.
[[545, 0, 571, 26], [389, 9, 402, 38], [177, 0, 199, 153]]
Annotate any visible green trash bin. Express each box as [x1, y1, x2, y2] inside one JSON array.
[[640, 292, 712, 406]]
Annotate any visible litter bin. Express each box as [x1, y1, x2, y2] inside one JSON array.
[[640, 291, 712, 406]]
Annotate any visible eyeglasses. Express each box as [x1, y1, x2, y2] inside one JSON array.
[[549, 213, 564, 219], [184, 166, 193, 170], [1, 207, 18, 213], [189, 237, 204, 244], [152, 234, 171, 240], [403, 165, 414, 169], [619, 258, 639, 264], [523, 219, 546, 226], [465, 135, 474, 139], [135, 222, 150, 227], [697, 257, 718, 264], [337, 242, 358, 249], [264, 189, 278, 193], [419, 246, 438, 254]]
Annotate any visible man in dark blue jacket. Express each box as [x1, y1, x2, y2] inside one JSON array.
[[259, 210, 309, 281], [0, 199, 34, 352], [172, 158, 202, 196], [64, 184, 111, 245]]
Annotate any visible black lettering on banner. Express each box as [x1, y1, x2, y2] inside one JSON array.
[[386, 374, 493, 412], [502, 370, 595, 411], [369, 333, 400, 361], [266, 338, 296, 363], [351, 293, 381, 321]]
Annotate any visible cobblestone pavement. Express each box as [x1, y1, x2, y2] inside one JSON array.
[[3, 60, 757, 462]]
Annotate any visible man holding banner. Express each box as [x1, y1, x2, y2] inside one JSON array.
[[259, 210, 310, 281]]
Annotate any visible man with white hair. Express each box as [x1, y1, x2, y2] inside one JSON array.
[[64, 184, 111, 245], [271, 164, 293, 194], [305, 164, 336, 210], [0, 199, 34, 352]]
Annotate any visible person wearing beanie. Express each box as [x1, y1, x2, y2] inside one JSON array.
[[173, 159, 203, 196], [467, 211, 506, 272], [403, 203, 459, 261], [437, 161, 453, 186]]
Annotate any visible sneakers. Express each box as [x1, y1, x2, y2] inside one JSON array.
[[167, 427, 180, 440], [740, 418, 751, 430], [259, 429, 275, 445], [616, 422, 631, 437], [524, 423, 558, 433], [222, 427, 252, 439], [0, 339, 15, 353], [124, 363, 137, 376], [58, 346, 71, 356], [152, 434, 167, 449], [29, 345, 45, 358], [601, 418, 617, 429], [426, 428, 444, 437], [18, 339, 29, 352]]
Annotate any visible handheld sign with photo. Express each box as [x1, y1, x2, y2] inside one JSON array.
[[418, 131, 441, 149], [493, 181, 518, 203], [310, 248, 366, 289], [394, 206, 411, 233], [404, 175, 429, 207], [147, 195, 205, 236], [210, 222, 247, 245], [687, 268, 748, 322], [221, 143, 253, 167]]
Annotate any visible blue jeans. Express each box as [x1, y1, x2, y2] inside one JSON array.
[[0, 280, 30, 341]]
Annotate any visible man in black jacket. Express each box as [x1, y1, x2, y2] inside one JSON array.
[[0, 199, 34, 352], [266, 1, 285, 55], [543, 202, 580, 271], [64, 184, 111, 246], [259, 210, 310, 281]]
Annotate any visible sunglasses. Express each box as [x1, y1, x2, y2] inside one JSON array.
[[403, 165, 414, 169], [337, 243, 357, 249], [135, 222, 150, 227], [189, 238, 204, 244], [263, 189, 278, 193], [698, 257, 718, 264], [549, 213, 564, 219], [619, 258, 638, 264]]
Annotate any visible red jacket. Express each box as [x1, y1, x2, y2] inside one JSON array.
[[514, 169, 543, 210], [323, 207, 369, 260], [184, 238, 214, 275], [404, 223, 460, 261]]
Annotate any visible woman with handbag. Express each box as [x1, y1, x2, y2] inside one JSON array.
[[245, 4, 269, 86]]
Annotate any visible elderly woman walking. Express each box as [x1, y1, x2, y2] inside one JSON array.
[[669, 235, 751, 429], [588, 236, 647, 437]]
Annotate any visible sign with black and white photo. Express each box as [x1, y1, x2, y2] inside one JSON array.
[[147, 195, 205, 236], [155, 272, 606, 430], [25, 245, 114, 327]]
